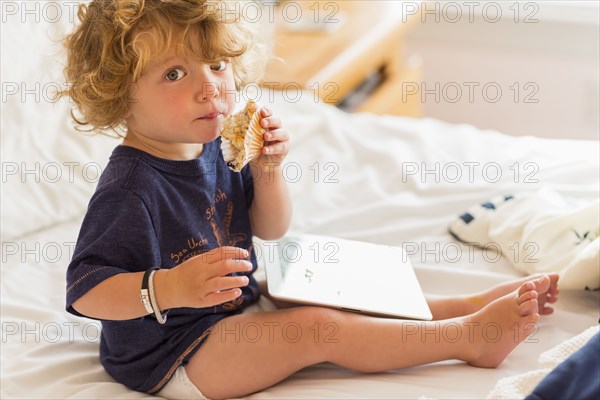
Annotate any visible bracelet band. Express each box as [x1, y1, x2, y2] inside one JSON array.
[[140, 267, 159, 314], [148, 269, 168, 325]]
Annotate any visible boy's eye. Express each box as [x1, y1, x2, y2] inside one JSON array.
[[165, 68, 185, 81], [210, 60, 228, 72]]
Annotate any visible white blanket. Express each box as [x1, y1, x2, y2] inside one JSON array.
[[487, 325, 600, 399], [449, 188, 600, 290]]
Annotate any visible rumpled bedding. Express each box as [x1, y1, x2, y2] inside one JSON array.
[[449, 188, 600, 290], [487, 325, 599, 399]]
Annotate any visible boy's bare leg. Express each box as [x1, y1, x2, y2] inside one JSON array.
[[185, 276, 549, 399], [259, 273, 560, 319], [257, 278, 303, 309], [426, 272, 559, 320]]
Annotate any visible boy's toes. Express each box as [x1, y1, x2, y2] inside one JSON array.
[[548, 272, 560, 286], [517, 286, 539, 315], [518, 281, 536, 297], [527, 312, 541, 325], [518, 287, 538, 304], [519, 297, 539, 316], [540, 305, 554, 315], [533, 274, 551, 293], [546, 292, 559, 304], [521, 274, 551, 296]]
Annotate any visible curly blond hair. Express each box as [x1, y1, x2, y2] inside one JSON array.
[[61, 0, 269, 136]]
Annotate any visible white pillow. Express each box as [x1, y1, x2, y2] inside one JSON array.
[[1, 3, 118, 240]]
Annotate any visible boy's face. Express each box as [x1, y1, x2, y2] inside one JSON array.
[[125, 44, 237, 159]]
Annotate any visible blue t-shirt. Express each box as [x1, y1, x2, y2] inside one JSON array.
[[65, 140, 260, 393]]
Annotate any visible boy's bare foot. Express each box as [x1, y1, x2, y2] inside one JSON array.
[[462, 276, 546, 368], [465, 273, 559, 315]]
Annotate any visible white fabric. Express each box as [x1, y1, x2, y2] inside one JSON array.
[[486, 325, 600, 399], [1, 4, 119, 241], [156, 367, 208, 400], [3, 97, 599, 399], [2, 7, 600, 400], [156, 296, 277, 400], [538, 325, 600, 369], [449, 189, 600, 290]]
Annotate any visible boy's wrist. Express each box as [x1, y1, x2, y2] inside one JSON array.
[[251, 159, 283, 184], [152, 269, 178, 311]]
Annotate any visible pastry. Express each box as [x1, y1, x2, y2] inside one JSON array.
[[220, 100, 264, 172]]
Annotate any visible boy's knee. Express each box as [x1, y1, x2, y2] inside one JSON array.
[[291, 306, 340, 327], [286, 307, 341, 353]]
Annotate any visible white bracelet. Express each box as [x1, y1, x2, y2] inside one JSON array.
[[140, 266, 158, 314], [148, 269, 168, 324]]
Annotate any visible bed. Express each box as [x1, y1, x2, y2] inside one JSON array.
[[2, 5, 599, 400]]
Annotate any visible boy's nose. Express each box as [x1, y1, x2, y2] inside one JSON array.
[[198, 82, 220, 102]]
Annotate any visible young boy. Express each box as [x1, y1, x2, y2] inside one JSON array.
[[62, 1, 558, 399]]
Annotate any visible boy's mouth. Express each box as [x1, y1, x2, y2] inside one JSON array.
[[198, 112, 221, 120]]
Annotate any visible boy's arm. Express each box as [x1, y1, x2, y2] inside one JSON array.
[[71, 270, 169, 320], [248, 163, 292, 240], [248, 107, 292, 240], [71, 247, 252, 320]]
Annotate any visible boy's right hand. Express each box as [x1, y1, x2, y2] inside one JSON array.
[[154, 246, 252, 310]]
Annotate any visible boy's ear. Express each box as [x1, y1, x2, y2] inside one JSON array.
[[124, 101, 133, 119], [125, 82, 138, 118]]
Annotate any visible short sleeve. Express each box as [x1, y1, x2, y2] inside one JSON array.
[[66, 188, 161, 319]]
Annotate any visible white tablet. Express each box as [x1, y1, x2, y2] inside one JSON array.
[[261, 234, 432, 320]]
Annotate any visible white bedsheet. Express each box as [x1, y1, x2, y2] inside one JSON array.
[[2, 91, 599, 399], [2, 6, 599, 399]]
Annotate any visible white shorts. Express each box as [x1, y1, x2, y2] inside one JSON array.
[[156, 366, 208, 400], [157, 297, 276, 399]]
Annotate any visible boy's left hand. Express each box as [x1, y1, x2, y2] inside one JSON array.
[[253, 107, 289, 166]]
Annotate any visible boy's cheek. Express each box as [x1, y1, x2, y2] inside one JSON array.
[[224, 94, 237, 115]]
